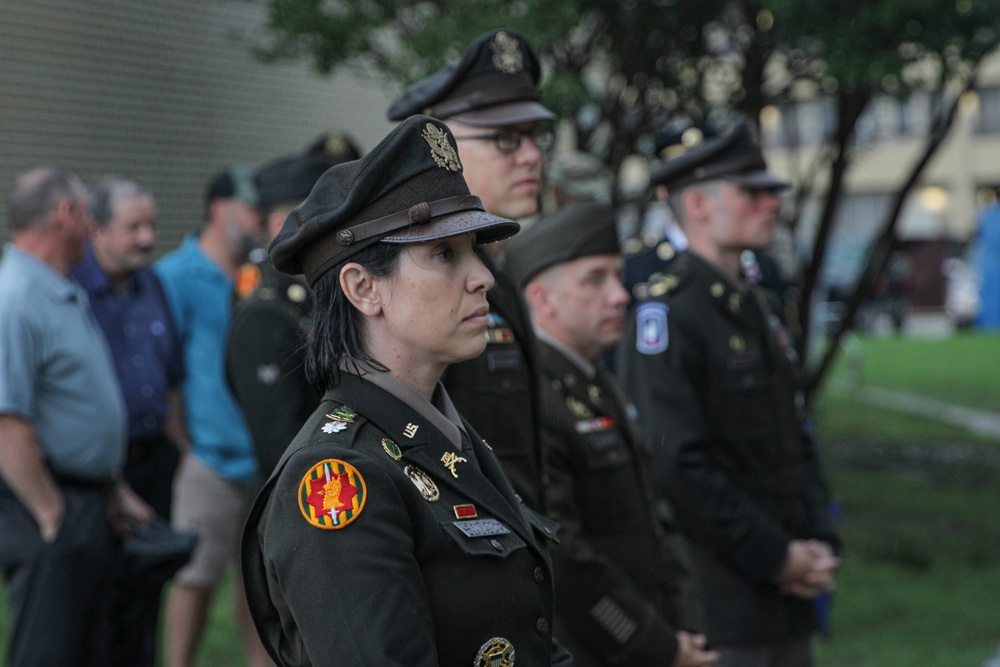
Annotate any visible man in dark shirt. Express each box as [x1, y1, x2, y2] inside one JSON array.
[[72, 176, 187, 666]]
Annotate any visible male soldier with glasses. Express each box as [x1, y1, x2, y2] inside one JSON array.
[[388, 29, 556, 514]]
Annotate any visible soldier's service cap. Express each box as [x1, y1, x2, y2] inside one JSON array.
[[506, 201, 620, 290], [255, 152, 339, 212], [269, 115, 519, 285], [205, 165, 258, 207], [650, 121, 788, 192], [387, 29, 555, 127], [305, 129, 363, 164]]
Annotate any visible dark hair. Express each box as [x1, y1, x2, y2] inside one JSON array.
[[304, 242, 404, 392]]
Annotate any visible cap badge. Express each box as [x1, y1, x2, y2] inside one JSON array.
[[441, 451, 468, 478], [405, 465, 439, 501], [490, 31, 524, 74], [382, 438, 402, 461], [298, 459, 366, 530], [337, 229, 354, 246], [475, 637, 516, 667], [421, 123, 462, 172], [321, 421, 347, 434]]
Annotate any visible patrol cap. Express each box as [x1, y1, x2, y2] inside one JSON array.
[[205, 165, 259, 207], [650, 121, 788, 192], [506, 201, 620, 290], [387, 29, 555, 127], [254, 153, 338, 212], [269, 115, 519, 285]]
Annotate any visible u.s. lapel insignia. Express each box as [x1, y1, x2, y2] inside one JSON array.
[[490, 31, 524, 74], [441, 451, 468, 478], [298, 459, 366, 530], [382, 438, 402, 461], [421, 122, 462, 172], [453, 504, 478, 519], [403, 422, 419, 439], [321, 421, 347, 434], [326, 407, 357, 423], [475, 636, 516, 667], [404, 465, 439, 501], [730, 335, 746, 353]]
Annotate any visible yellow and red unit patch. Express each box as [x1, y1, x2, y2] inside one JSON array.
[[298, 459, 367, 530]]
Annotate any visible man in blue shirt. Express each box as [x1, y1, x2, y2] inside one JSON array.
[[155, 166, 271, 667], [0, 166, 151, 665], [72, 176, 187, 666]]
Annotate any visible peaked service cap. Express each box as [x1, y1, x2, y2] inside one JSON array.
[[387, 29, 555, 127], [269, 115, 519, 285]]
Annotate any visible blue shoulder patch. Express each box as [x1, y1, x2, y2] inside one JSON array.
[[635, 301, 669, 355]]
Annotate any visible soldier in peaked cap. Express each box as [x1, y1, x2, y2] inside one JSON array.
[[226, 149, 350, 487], [389, 29, 556, 514], [241, 115, 572, 667], [616, 121, 841, 667], [507, 202, 716, 667]]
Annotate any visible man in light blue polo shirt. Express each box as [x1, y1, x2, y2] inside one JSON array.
[[0, 166, 152, 665], [155, 166, 271, 667]]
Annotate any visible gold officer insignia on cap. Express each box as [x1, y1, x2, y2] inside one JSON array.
[[382, 438, 402, 461], [298, 459, 366, 530], [422, 123, 462, 172], [730, 335, 746, 352], [405, 465, 439, 501], [490, 31, 524, 74], [441, 451, 467, 478], [475, 637, 516, 667]]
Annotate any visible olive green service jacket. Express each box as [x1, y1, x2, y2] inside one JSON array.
[[537, 341, 706, 666], [442, 251, 547, 511], [242, 372, 570, 667], [618, 251, 842, 646]]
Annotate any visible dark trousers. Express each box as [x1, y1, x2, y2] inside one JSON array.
[[109, 436, 181, 667], [0, 484, 116, 667]]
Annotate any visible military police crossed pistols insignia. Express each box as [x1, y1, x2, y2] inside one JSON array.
[[298, 459, 366, 530]]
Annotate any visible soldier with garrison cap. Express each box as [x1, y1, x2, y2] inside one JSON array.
[[226, 144, 354, 485], [616, 120, 842, 667], [507, 202, 716, 667], [389, 29, 556, 512], [241, 115, 571, 667]]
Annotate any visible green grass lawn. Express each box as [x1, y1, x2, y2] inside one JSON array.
[[3, 332, 1000, 665]]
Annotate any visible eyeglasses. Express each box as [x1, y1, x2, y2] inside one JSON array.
[[454, 126, 555, 155]]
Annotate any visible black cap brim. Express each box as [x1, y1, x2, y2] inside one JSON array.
[[448, 100, 556, 127], [728, 170, 789, 191], [382, 209, 520, 245]]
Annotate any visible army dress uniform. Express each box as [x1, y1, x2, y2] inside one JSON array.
[[227, 259, 317, 480], [389, 29, 557, 512], [537, 339, 705, 666], [242, 371, 564, 667], [617, 250, 841, 646]]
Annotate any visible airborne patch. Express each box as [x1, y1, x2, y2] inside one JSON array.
[[298, 459, 366, 530], [635, 301, 669, 355]]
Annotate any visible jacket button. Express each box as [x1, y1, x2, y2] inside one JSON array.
[[536, 618, 549, 635], [533, 566, 545, 583], [490, 539, 504, 551]]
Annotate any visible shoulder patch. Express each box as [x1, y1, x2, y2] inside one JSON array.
[[635, 301, 669, 355], [298, 459, 367, 530]]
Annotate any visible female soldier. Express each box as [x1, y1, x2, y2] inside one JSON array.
[[241, 115, 569, 667]]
